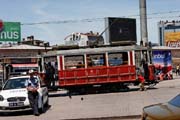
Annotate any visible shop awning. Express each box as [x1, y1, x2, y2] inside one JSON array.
[[12, 64, 38, 68]]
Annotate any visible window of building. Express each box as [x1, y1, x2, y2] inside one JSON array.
[[11, 58, 35, 64]]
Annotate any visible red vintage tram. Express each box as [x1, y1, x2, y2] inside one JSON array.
[[41, 45, 157, 92]]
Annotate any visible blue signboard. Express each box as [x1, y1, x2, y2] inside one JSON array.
[[152, 50, 172, 67]]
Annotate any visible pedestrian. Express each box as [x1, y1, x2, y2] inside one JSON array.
[[176, 64, 179, 76], [138, 72, 146, 91], [44, 63, 51, 88], [25, 69, 40, 116], [49, 64, 55, 87], [142, 60, 149, 80]]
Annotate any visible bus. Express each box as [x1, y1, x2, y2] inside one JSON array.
[[41, 45, 157, 92]]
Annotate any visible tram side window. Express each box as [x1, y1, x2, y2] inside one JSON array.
[[87, 54, 105, 67], [64, 55, 84, 69], [108, 52, 128, 66]]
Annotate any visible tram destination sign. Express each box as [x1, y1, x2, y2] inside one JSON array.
[[0, 21, 21, 42]]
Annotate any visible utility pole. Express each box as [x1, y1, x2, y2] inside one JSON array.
[[140, 0, 148, 46], [139, 0, 152, 65]]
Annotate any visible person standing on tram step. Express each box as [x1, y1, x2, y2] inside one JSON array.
[[25, 69, 40, 116], [50, 64, 55, 87], [47, 62, 55, 88], [44, 63, 52, 88]]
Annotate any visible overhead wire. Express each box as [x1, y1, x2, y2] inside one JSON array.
[[21, 10, 180, 26]]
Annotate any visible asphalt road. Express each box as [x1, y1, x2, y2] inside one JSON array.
[[0, 75, 179, 120]]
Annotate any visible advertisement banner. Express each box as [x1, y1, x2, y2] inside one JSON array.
[[0, 22, 21, 42], [152, 50, 172, 73], [165, 31, 180, 47]]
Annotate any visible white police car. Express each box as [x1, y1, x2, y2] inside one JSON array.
[[0, 75, 48, 113]]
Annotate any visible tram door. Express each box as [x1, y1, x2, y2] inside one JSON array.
[[135, 50, 150, 79], [135, 51, 142, 68], [43, 56, 58, 87]]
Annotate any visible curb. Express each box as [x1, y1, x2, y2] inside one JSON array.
[[64, 115, 141, 120]]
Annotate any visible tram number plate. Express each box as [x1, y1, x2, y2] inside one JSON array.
[[9, 102, 24, 107]]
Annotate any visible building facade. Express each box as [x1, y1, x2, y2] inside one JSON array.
[[158, 20, 180, 47], [0, 44, 51, 82], [158, 20, 180, 66]]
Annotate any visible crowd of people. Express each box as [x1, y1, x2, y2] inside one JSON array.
[[44, 62, 58, 89]]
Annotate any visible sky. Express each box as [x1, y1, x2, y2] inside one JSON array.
[[0, 0, 180, 45]]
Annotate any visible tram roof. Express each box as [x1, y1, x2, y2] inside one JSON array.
[[42, 45, 148, 57]]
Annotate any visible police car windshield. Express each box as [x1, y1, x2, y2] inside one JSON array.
[[3, 77, 37, 90]]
